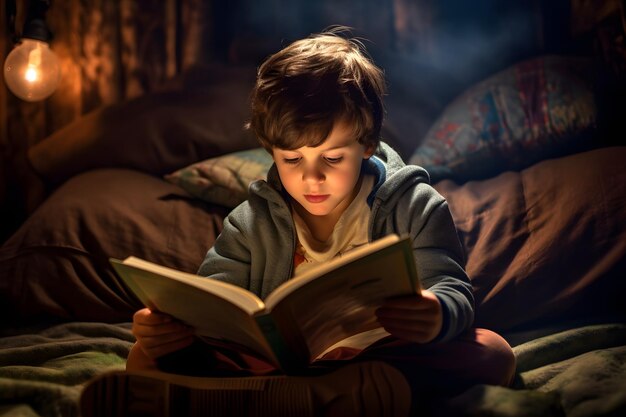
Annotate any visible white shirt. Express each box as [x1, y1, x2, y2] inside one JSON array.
[[292, 175, 375, 276]]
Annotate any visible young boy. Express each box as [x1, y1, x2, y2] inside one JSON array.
[[82, 29, 515, 417]]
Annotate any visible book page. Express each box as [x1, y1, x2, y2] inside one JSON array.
[[267, 235, 419, 362], [264, 234, 408, 309], [117, 257, 264, 314], [111, 258, 277, 364], [316, 328, 391, 359]]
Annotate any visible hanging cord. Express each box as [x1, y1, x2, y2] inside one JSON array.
[[6, 0, 17, 43]]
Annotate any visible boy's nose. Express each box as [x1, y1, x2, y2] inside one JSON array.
[[302, 165, 325, 183]]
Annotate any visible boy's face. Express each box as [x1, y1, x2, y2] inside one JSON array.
[[272, 119, 375, 219]]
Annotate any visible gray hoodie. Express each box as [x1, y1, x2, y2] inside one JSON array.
[[198, 142, 474, 342]]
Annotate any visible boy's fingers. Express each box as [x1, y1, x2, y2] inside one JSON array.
[[139, 330, 195, 349], [380, 325, 436, 344], [377, 316, 436, 328], [133, 308, 174, 325], [378, 320, 440, 340], [377, 303, 439, 318], [132, 321, 192, 338], [141, 335, 196, 360], [384, 295, 438, 309]]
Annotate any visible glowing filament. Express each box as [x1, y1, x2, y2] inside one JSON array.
[[25, 66, 39, 82], [25, 46, 42, 83]]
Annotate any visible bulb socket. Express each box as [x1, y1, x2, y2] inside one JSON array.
[[22, 19, 52, 43]]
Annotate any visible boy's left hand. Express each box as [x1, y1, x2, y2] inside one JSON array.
[[376, 290, 443, 344]]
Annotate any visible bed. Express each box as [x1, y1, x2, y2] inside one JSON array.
[[0, 55, 625, 417]]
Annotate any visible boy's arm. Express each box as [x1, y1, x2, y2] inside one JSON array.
[[197, 203, 254, 289], [399, 182, 475, 342], [196, 193, 293, 299]]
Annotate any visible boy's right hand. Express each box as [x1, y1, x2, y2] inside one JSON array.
[[131, 308, 195, 360]]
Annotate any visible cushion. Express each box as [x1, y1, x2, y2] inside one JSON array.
[[411, 55, 602, 183], [26, 64, 259, 186], [434, 146, 626, 331], [0, 169, 229, 324], [165, 147, 274, 208]]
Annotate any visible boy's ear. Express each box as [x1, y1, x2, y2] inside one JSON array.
[[363, 143, 377, 159]]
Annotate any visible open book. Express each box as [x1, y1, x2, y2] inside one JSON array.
[[111, 233, 420, 372]]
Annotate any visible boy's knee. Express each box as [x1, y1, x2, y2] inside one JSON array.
[[473, 328, 516, 386]]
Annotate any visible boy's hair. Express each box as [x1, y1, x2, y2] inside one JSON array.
[[248, 29, 386, 151]]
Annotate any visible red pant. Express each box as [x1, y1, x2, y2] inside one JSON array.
[[157, 328, 516, 395], [348, 328, 516, 393]]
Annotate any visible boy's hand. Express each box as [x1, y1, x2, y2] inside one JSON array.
[[376, 290, 443, 344], [131, 308, 195, 360]]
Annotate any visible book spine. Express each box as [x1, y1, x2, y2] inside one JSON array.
[[255, 314, 304, 373]]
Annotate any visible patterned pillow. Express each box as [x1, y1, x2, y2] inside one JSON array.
[[409, 55, 599, 183], [165, 148, 273, 207]]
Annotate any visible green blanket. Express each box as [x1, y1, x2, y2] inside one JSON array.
[[443, 323, 626, 417], [1, 322, 625, 417], [0, 322, 134, 417]]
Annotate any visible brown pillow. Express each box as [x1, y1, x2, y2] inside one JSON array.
[[27, 65, 258, 186], [0, 169, 228, 324], [435, 146, 626, 331]]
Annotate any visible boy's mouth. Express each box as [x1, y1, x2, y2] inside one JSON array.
[[304, 194, 330, 203]]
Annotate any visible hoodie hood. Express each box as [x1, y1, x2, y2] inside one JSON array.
[[365, 142, 430, 211]]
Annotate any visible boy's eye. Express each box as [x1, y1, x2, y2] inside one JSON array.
[[325, 156, 343, 163], [283, 157, 301, 164]]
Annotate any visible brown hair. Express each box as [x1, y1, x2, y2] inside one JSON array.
[[247, 28, 386, 151]]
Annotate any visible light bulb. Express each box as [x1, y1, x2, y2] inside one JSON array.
[[4, 38, 60, 102]]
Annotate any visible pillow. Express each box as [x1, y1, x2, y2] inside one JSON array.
[[165, 147, 274, 208], [26, 64, 259, 186], [0, 169, 229, 324], [434, 146, 626, 331], [410, 55, 601, 183]]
